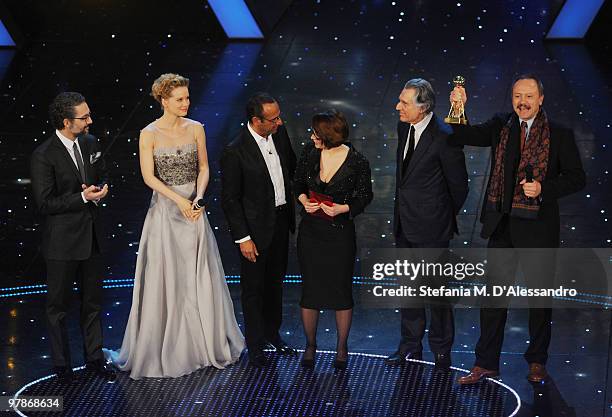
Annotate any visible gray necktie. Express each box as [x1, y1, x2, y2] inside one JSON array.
[[73, 142, 87, 184]]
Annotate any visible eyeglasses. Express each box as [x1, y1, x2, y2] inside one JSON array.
[[260, 114, 282, 123], [72, 113, 92, 121]]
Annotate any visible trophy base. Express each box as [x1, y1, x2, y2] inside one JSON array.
[[444, 116, 468, 125]]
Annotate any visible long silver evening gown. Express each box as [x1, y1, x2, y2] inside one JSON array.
[[104, 124, 245, 379]]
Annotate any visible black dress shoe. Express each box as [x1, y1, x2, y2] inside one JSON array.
[[434, 352, 451, 372], [333, 356, 348, 370], [249, 351, 268, 368], [53, 366, 74, 384], [385, 350, 422, 366], [85, 360, 117, 382], [333, 348, 349, 370], [300, 345, 317, 368], [267, 339, 297, 355]]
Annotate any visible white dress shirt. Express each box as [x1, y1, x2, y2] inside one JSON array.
[[247, 123, 286, 206], [236, 124, 287, 244], [403, 112, 434, 159], [56, 130, 88, 203]]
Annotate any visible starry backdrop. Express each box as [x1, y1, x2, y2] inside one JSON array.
[[0, 1, 611, 415], [0, 0, 610, 288]]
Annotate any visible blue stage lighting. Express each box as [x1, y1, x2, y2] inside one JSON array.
[[208, 0, 264, 39], [0, 20, 16, 46], [547, 0, 605, 39]]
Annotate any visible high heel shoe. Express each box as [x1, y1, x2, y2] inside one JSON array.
[[333, 351, 348, 370], [301, 345, 317, 368]]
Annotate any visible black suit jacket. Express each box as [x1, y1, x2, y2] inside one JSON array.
[[221, 125, 297, 250], [30, 133, 108, 260], [450, 112, 586, 247], [394, 114, 469, 243]]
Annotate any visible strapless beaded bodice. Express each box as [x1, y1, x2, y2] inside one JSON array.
[[153, 143, 198, 186]]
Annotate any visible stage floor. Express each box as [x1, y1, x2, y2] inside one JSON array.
[[10, 349, 521, 417], [1, 284, 611, 416]]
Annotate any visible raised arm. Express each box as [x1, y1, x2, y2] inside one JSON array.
[[447, 85, 496, 147]]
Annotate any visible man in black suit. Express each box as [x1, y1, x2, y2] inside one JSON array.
[[30, 92, 115, 382], [450, 75, 586, 384], [385, 79, 468, 371], [221, 92, 297, 367]]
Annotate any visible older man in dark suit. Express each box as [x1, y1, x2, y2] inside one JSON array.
[[450, 74, 586, 384], [30, 92, 115, 383], [221, 92, 297, 368], [385, 79, 469, 371]]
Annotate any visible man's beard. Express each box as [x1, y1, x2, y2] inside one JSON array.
[[69, 122, 89, 136]]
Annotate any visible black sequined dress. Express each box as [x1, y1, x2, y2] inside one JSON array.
[[294, 143, 373, 310]]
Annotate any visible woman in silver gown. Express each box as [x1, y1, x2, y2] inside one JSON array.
[[104, 73, 244, 379]]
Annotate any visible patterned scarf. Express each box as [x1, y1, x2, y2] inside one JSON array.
[[486, 109, 550, 219]]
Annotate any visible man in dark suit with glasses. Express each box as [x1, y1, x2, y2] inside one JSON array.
[[31, 92, 115, 383]]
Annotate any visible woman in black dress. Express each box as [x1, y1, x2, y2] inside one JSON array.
[[294, 110, 373, 369]]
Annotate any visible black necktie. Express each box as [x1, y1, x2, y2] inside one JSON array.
[[402, 125, 415, 176], [73, 142, 87, 184]]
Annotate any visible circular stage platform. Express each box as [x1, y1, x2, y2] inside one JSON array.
[[13, 351, 520, 417]]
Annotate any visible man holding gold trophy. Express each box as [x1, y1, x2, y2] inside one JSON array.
[[446, 74, 585, 384]]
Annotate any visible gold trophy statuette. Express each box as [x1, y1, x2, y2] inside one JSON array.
[[444, 75, 468, 125]]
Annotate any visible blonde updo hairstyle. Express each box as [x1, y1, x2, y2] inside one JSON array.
[[151, 73, 190, 110]]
